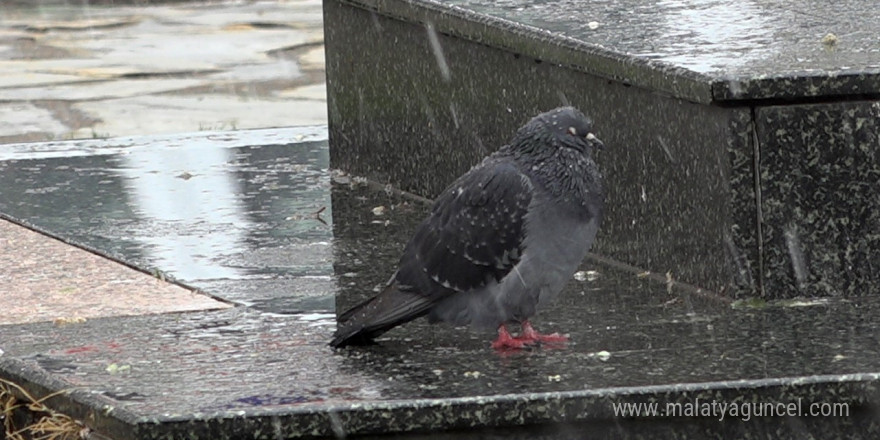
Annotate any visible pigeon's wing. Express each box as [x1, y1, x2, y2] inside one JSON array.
[[330, 157, 533, 348], [397, 157, 533, 296]]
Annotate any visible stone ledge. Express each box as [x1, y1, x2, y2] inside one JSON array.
[[337, 0, 880, 103]]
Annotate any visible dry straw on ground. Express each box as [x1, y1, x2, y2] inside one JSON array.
[[1, 378, 89, 440]]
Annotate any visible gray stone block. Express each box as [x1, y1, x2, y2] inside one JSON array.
[[757, 101, 880, 297], [324, 0, 880, 299]]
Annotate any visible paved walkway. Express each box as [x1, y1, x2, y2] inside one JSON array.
[[0, 0, 326, 144], [0, 1, 327, 325]]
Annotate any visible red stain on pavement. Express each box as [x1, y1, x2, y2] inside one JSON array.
[[64, 345, 99, 354], [62, 341, 123, 355]]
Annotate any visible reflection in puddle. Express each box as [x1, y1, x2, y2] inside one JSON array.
[[0, 127, 334, 312], [118, 142, 249, 281], [649, 0, 775, 72], [448, 0, 784, 74]]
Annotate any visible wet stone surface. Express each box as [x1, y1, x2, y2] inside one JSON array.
[[756, 101, 880, 297], [0, 1, 326, 143], [331, 0, 880, 103], [438, 0, 880, 102], [4, 271, 880, 438], [0, 127, 334, 313], [447, 0, 880, 78], [2, 129, 880, 437], [0, 218, 230, 325], [325, 0, 758, 297]]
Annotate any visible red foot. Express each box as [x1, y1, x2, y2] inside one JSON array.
[[491, 325, 526, 350], [491, 322, 569, 349], [519, 321, 569, 344]]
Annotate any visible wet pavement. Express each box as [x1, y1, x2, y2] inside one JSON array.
[[0, 126, 334, 315], [449, 0, 880, 78], [3, 1, 880, 439], [2, 129, 880, 438], [0, 217, 230, 325], [0, 1, 325, 144]]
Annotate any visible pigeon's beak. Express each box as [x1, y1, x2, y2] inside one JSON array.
[[586, 132, 604, 150]]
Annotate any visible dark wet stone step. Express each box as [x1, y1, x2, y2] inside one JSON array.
[[2, 129, 880, 438], [4, 250, 880, 438], [332, 0, 880, 103], [3, 248, 880, 438], [324, 0, 880, 299]]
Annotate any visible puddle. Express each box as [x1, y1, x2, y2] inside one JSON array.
[[0, 127, 334, 312]]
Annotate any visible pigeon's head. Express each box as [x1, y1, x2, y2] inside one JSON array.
[[511, 106, 604, 156]]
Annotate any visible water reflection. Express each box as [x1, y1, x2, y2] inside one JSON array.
[[0, 127, 334, 312], [117, 142, 248, 281], [448, 0, 788, 74], [647, 0, 775, 73]]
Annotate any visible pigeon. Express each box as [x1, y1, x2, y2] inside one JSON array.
[[330, 107, 604, 349]]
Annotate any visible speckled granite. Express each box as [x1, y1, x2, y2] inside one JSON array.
[[725, 112, 760, 292], [4, 214, 880, 438], [325, 0, 758, 298], [336, 0, 880, 103], [324, 0, 880, 299], [5, 263, 880, 438], [756, 101, 880, 297], [0, 127, 334, 315]]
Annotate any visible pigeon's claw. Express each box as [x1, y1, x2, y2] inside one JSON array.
[[519, 320, 569, 345], [491, 324, 527, 350]]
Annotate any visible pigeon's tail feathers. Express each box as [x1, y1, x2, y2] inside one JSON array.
[[330, 282, 433, 348]]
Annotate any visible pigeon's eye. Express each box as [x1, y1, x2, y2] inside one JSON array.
[[567, 126, 577, 136]]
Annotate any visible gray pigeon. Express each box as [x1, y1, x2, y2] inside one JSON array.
[[330, 107, 604, 349]]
